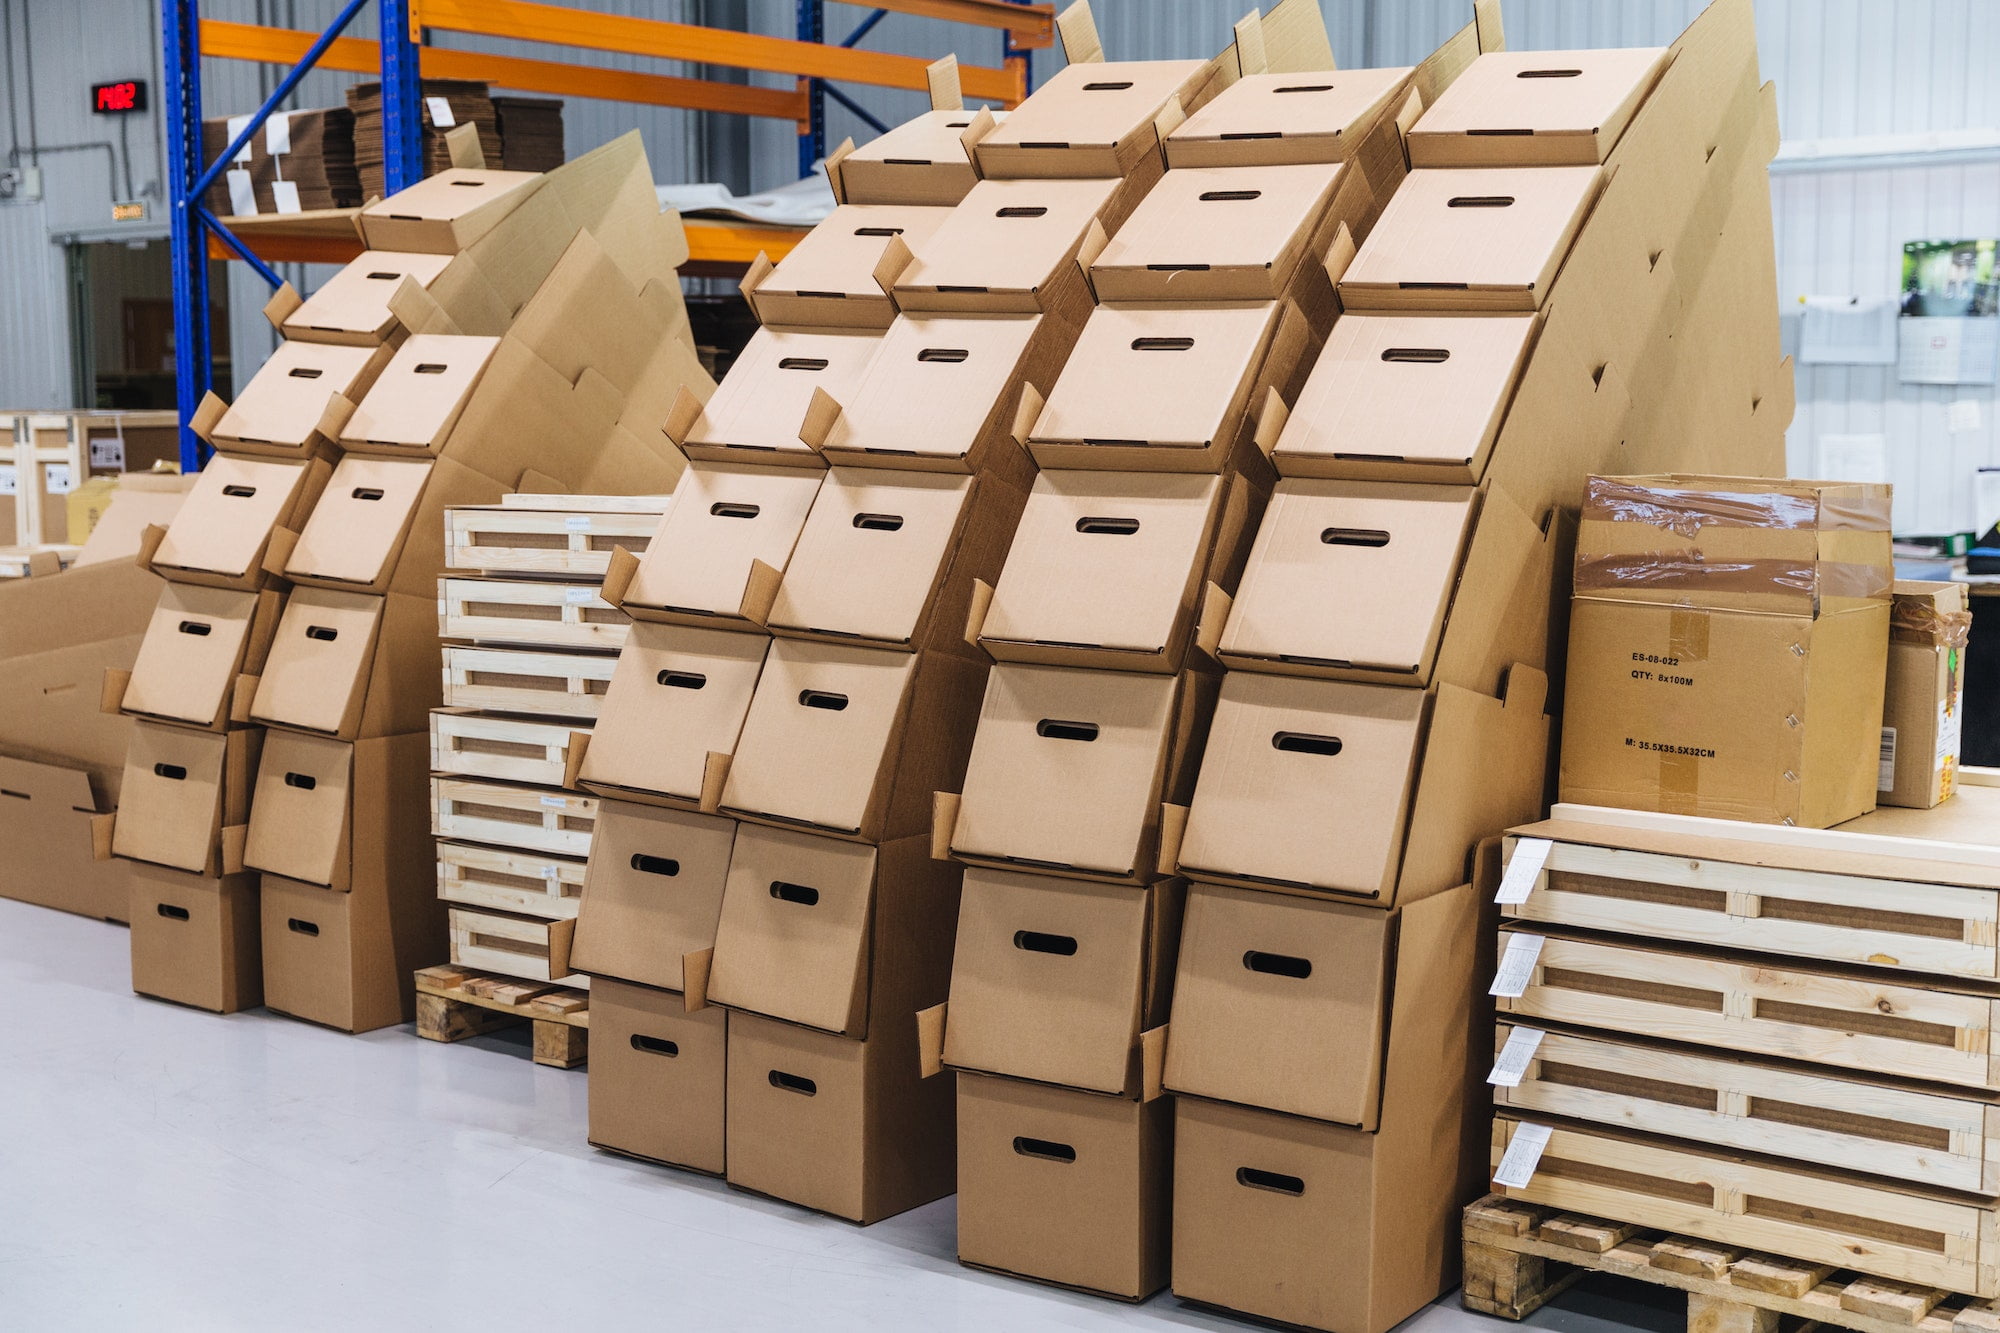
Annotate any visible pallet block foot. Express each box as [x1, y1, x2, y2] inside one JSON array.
[[532, 1019, 589, 1069], [1688, 1293, 1779, 1333], [412, 965, 589, 1068]]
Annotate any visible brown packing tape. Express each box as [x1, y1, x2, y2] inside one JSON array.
[[1891, 602, 1974, 649], [1574, 554, 1893, 604], [1667, 608, 1710, 662], [1583, 476, 1893, 534]]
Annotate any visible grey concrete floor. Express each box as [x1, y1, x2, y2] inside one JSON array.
[[0, 895, 1678, 1333]]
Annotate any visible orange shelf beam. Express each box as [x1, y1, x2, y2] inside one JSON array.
[[868, 0, 1053, 46], [206, 212, 805, 271]]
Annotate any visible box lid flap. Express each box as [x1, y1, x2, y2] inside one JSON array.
[[707, 823, 879, 1034], [845, 108, 988, 168], [896, 178, 1120, 296], [769, 468, 974, 644], [113, 722, 229, 871], [626, 464, 823, 619], [570, 802, 736, 990], [153, 454, 313, 578], [213, 341, 382, 448], [124, 584, 262, 723], [242, 728, 351, 886], [1342, 166, 1602, 297], [686, 325, 883, 455], [360, 168, 541, 232], [340, 334, 500, 450], [286, 456, 434, 587], [761, 203, 951, 300], [983, 59, 1208, 152], [1168, 68, 1412, 157], [579, 623, 768, 803], [249, 587, 384, 735], [284, 250, 454, 340], [1092, 162, 1342, 283], [1413, 48, 1670, 140], [823, 313, 1045, 461]]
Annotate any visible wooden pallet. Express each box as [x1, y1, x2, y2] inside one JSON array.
[[445, 503, 664, 579], [436, 840, 586, 919], [413, 964, 590, 1069], [0, 544, 79, 578], [1466, 1193, 2000, 1333], [448, 906, 585, 988], [430, 710, 590, 788], [438, 577, 632, 651], [440, 645, 616, 721], [430, 777, 598, 857]]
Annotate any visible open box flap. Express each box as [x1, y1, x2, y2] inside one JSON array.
[[819, 313, 1051, 467], [283, 249, 455, 343], [249, 587, 386, 738], [122, 584, 271, 729], [212, 341, 389, 451], [684, 325, 883, 461], [892, 178, 1120, 306], [624, 463, 822, 624], [975, 59, 1212, 173]]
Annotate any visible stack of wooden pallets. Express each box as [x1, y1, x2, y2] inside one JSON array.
[[1474, 771, 2000, 1326], [416, 493, 668, 1065]]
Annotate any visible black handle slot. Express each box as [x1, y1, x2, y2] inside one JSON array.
[[156, 903, 191, 921], [657, 669, 707, 690], [0, 788, 28, 801], [1518, 68, 1582, 78], [1013, 930, 1078, 956], [287, 918, 320, 936], [947, 120, 972, 128], [286, 367, 323, 379], [1320, 528, 1390, 548], [1082, 80, 1134, 91], [1147, 263, 1210, 272], [1198, 189, 1262, 202], [177, 620, 213, 636], [366, 270, 401, 280], [305, 625, 339, 641], [1075, 516, 1139, 535], [1237, 1167, 1306, 1195], [449, 179, 489, 187], [632, 1035, 679, 1057], [1273, 732, 1342, 757], [1221, 131, 1281, 140], [770, 881, 821, 906], [1013, 1137, 1077, 1163], [284, 772, 317, 791], [853, 225, 906, 237], [1381, 347, 1450, 364], [995, 205, 1049, 218], [1275, 83, 1334, 93], [1130, 337, 1194, 352], [631, 854, 680, 878], [769, 1070, 817, 1095], [799, 690, 849, 712], [221, 484, 259, 498], [777, 357, 829, 371], [1244, 950, 1313, 979], [153, 763, 187, 781], [710, 502, 760, 519], [917, 348, 969, 363], [1035, 719, 1099, 742], [414, 363, 449, 374], [1446, 196, 1515, 208], [853, 512, 905, 532], [351, 487, 385, 501]]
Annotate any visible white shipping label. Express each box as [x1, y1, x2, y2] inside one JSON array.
[[271, 180, 302, 215], [264, 112, 292, 156], [0, 465, 16, 496], [1488, 1027, 1545, 1087], [542, 864, 563, 880], [564, 587, 596, 605], [1489, 933, 1544, 998], [226, 169, 258, 216], [42, 464, 74, 495], [1878, 726, 1898, 792], [88, 436, 125, 471], [1492, 1122, 1553, 1189], [227, 113, 255, 163], [563, 515, 592, 532], [1495, 838, 1552, 905], [426, 96, 456, 128], [539, 795, 568, 809]]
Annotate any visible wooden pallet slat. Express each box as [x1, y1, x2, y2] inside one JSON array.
[[414, 964, 590, 1069], [440, 645, 617, 721], [447, 906, 586, 988], [430, 777, 598, 857], [436, 840, 586, 920], [439, 576, 632, 650], [430, 710, 590, 788], [446, 503, 665, 579]]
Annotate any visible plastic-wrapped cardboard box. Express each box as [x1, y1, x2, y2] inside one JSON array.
[[1879, 580, 1971, 809]]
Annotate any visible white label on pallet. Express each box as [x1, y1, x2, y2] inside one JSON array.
[[0, 466, 16, 496], [426, 96, 456, 128], [564, 587, 596, 605], [542, 864, 562, 880], [271, 180, 302, 215], [1489, 934, 1543, 998], [563, 515, 592, 532], [539, 795, 568, 809], [1488, 1027, 1545, 1088], [42, 464, 74, 495], [265, 111, 292, 156], [1492, 1122, 1552, 1189], [88, 435, 125, 471], [1495, 837, 1552, 905]]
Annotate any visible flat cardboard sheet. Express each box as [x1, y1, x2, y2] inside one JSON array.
[[1166, 68, 1413, 167], [570, 802, 734, 991], [1090, 162, 1344, 301], [578, 623, 768, 806], [1409, 48, 1671, 166]]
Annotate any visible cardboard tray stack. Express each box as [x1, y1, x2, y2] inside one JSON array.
[[203, 108, 363, 215], [107, 128, 711, 1031], [494, 97, 565, 174], [348, 80, 504, 201]]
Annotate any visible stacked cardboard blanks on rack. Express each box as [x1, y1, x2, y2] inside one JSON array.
[[414, 494, 668, 1068]]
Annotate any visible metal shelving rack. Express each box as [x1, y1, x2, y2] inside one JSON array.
[[160, 0, 1050, 471]]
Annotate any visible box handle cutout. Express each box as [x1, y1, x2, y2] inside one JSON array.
[[287, 918, 320, 936], [710, 502, 761, 519], [1222, 131, 1281, 140], [657, 669, 707, 690], [947, 120, 972, 128], [1076, 516, 1139, 535], [1244, 949, 1314, 978], [631, 854, 681, 878], [1131, 337, 1194, 352], [305, 625, 339, 641], [284, 772, 317, 790], [770, 880, 821, 906], [1381, 348, 1450, 364], [632, 1035, 679, 1057], [1275, 83, 1334, 93], [1447, 196, 1515, 207], [995, 206, 1049, 218], [1320, 528, 1390, 547], [799, 690, 849, 711], [917, 348, 969, 363], [853, 512, 905, 531], [1518, 68, 1582, 78], [366, 270, 400, 280], [854, 225, 906, 237], [287, 367, 323, 379], [1013, 1137, 1077, 1163], [1036, 719, 1099, 742], [769, 1070, 817, 1095], [157, 903, 191, 921], [1237, 1167, 1306, 1195], [414, 363, 449, 374], [1083, 81, 1134, 91], [1013, 930, 1078, 956], [153, 763, 188, 781], [1198, 189, 1262, 202], [178, 620, 213, 636], [1272, 732, 1342, 757], [352, 487, 384, 501], [0, 788, 28, 801], [221, 484, 258, 498], [450, 179, 488, 187], [777, 357, 830, 371]]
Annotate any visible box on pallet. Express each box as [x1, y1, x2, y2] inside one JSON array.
[[1881, 580, 1970, 809]]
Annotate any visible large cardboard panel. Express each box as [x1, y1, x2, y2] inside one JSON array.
[[74, 473, 195, 569], [577, 623, 768, 809], [1091, 162, 1345, 302], [742, 204, 948, 329], [252, 588, 437, 740], [619, 463, 822, 628], [571, 802, 735, 992], [1166, 68, 1412, 167], [127, 865, 262, 1014], [891, 178, 1121, 316], [282, 250, 455, 345], [205, 340, 391, 457], [119, 584, 278, 730], [338, 334, 501, 457], [973, 59, 1214, 178], [148, 452, 328, 589], [1409, 48, 1671, 167], [587, 976, 728, 1174], [357, 167, 544, 253], [680, 325, 883, 468], [0, 753, 125, 921], [111, 723, 257, 875]]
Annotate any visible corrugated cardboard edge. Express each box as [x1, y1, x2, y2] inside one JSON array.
[[261, 283, 304, 331], [1260, 0, 1336, 75], [1231, 11, 1268, 78], [916, 1000, 948, 1078], [927, 55, 964, 112], [682, 946, 714, 1012], [1056, 0, 1103, 64], [957, 107, 999, 162], [798, 386, 843, 454], [931, 790, 962, 862], [825, 139, 856, 205]]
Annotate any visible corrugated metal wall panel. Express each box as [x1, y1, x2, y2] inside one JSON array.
[[0, 203, 69, 407]]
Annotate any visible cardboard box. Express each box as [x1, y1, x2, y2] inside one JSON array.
[[587, 976, 728, 1174], [805, 312, 1069, 484], [1575, 474, 1894, 617], [0, 753, 124, 921], [609, 462, 822, 630], [570, 801, 734, 991], [112, 584, 281, 730], [1165, 67, 1413, 167], [144, 452, 330, 589], [975, 470, 1259, 672], [707, 830, 958, 1039], [357, 167, 545, 254], [768, 469, 1024, 654], [1338, 166, 1606, 312], [1881, 580, 1971, 809], [1176, 665, 1550, 903], [1560, 597, 1891, 828], [941, 869, 1179, 1095], [1270, 312, 1539, 484], [944, 665, 1217, 884], [127, 864, 262, 1014], [110, 722, 258, 874], [828, 108, 997, 206], [1170, 878, 1488, 1333], [726, 1008, 955, 1224], [242, 730, 431, 891], [1026, 299, 1310, 473], [721, 643, 987, 842], [260, 864, 444, 1034], [284, 454, 505, 594], [740, 204, 949, 329], [1219, 480, 1559, 689], [954, 1072, 1172, 1301], [1409, 48, 1671, 167], [891, 177, 1125, 317], [337, 334, 501, 457], [194, 339, 393, 458], [1089, 162, 1348, 302], [671, 324, 884, 469], [73, 472, 195, 569], [972, 58, 1216, 179], [575, 624, 768, 810], [278, 249, 456, 345], [250, 588, 438, 739]]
